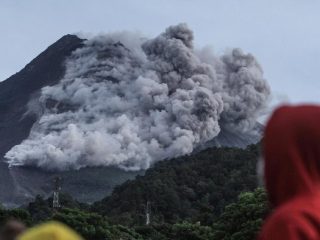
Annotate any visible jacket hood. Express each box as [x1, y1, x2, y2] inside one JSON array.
[[263, 105, 320, 207]]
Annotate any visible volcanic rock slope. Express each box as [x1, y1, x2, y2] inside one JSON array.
[[0, 35, 142, 206]]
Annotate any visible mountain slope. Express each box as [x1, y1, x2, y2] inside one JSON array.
[[0, 34, 84, 157], [0, 34, 84, 205], [0, 35, 147, 206]]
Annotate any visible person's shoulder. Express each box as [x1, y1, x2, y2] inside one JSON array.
[[258, 208, 302, 240], [267, 198, 314, 224], [266, 205, 301, 226]]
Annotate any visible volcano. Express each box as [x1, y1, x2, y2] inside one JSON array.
[[0, 25, 267, 206]]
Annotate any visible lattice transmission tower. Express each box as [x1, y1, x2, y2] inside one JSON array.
[[53, 176, 62, 209]]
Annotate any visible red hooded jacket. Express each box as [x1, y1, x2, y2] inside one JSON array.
[[258, 105, 320, 240]]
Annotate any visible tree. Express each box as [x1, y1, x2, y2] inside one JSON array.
[[212, 188, 270, 240], [52, 208, 143, 240], [27, 195, 52, 223]]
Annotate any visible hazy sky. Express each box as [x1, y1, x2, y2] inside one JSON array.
[[1, 0, 320, 108]]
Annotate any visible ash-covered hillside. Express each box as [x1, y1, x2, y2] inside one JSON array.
[[0, 24, 269, 206]]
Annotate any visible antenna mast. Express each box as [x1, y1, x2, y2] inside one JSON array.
[[145, 201, 151, 225]]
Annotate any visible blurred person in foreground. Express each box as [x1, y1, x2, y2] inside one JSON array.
[[0, 220, 26, 240], [17, 221, 83, 240], [258, 105, 320, 240]]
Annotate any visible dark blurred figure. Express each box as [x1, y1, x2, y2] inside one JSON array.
[[258, 105, 320, 240], [0, 220, 26, 240]]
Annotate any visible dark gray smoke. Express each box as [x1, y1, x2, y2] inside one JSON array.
[[5, 24, 270, 171]]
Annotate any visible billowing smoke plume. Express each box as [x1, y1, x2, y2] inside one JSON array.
[[5, 24, 270, 171]]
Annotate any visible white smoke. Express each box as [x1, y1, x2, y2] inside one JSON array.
[[5, 24, 270, 171]]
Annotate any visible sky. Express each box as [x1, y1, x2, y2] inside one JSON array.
[[1, 0, 320, 110]]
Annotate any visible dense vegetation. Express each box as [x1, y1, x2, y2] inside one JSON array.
[[0, 188, 269, 240], [0, 144, 271, 239], [93, 145, 260, 225]]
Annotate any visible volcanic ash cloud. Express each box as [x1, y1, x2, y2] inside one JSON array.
[[5, 24, 270, 171]]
